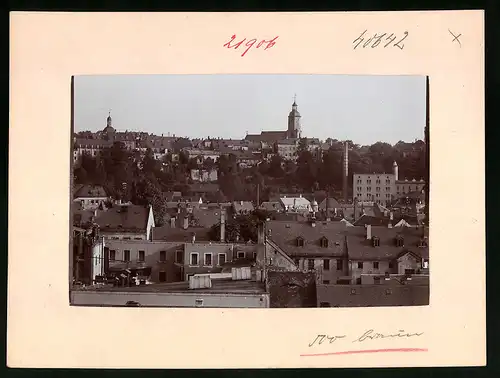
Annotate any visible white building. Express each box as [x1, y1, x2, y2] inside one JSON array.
[[280, 195, 312, 213]]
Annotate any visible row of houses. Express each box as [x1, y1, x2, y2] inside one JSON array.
[[71, 186, 429, 308]]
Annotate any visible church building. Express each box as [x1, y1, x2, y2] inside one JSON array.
[[245, 97, 303, 143]]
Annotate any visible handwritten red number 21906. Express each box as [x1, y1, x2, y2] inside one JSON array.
[[223, 34, 279, 57]]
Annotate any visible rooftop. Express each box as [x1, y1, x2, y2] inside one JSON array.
[[345, 225, 429, 261], [87, 279, 266, 294], [266, 220, 347, 257], [95, 204, 150, 233], [74, 184, 108, 199]]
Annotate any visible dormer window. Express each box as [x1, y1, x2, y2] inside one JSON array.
[[371, 236, 380, 247], [395, 235, 405, 247], [418, 238, 428, 247], [296, 236, 305, 247], [320, 237, 329, 248]]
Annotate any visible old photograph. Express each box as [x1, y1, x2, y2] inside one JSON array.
[[70, 74, 429, 308]]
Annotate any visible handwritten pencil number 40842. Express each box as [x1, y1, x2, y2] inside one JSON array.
[[353, 30, 408, 50]]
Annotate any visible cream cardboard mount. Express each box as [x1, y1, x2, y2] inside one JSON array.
[[7, 11, 485, 368]]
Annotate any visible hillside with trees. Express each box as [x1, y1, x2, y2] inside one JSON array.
[[73, 138, 426, 225]]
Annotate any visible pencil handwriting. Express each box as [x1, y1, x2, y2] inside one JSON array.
[[353, 30, 409, 50], [308, 329, 424, 347]]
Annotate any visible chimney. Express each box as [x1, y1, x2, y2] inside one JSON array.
[[183, 216, 189, 230], [170, 217, 176, 228], [343, 141, 349, 203], [388, 212, 393, 228], [257, 223, 265, 245], [366, 224, 372, 240], [220, 210, 225, 242]]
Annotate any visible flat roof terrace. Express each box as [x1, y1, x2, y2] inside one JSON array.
[[79, 279, 267, 295]]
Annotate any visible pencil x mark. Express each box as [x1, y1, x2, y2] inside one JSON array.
[[448, 29, 462, 47]]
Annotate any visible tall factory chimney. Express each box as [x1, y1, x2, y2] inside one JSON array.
[[343, 141, 349, 203]]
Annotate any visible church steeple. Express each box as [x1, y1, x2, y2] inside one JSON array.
[[106, 110, 112, 127], [288, 95, 301, 139]]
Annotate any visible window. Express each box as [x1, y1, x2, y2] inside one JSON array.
[[356, 277, 362, 284], [109, 250, 116, 260], [337, 259, 343, 271], [218, 253, 226, 265], [195, 299, 204, 307], [159, 271, 166, 282], [176, 251, 183, 263], [423, 259, 429, 269], [367, 186, 372, 191], [190, 253, 199, 266], [389, 261, 395, 269], [323, 259, 330, 270], [357, 262, 363, 269], [308, 259, 315, 270], [319, 302, 331, 307], [386, 187, 390, 192], [320, 237, 329, 248], [159, 250, 166, 262], [376, 187, 381, 192], [373, 261, 379, 269], [123, 250, 130, 262], [376, 179, 381, 184], [123, 237, 131, 240], [253, 252, 257, 260], [296, 237, 305, 247], [237, 251, 245, 259], [372, 236, 380, 247], [204, 253, 213, 266], [396, 236, 405, 247], [138, 250, 145, 262]]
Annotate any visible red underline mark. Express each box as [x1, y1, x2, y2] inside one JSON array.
[[300, 348, 428, 357]]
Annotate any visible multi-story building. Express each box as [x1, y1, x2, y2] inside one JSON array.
[[73, 185, 110, 210], [353, 161, 426, 206], [263, 219, 349, 285], [94, 204, 156, 241]]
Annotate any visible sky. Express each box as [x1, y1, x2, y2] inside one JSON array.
[[73, 75, 426, 146]]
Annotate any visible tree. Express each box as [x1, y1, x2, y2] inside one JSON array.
[[203, 157, 216, 172], [269, 155, 284, 177]]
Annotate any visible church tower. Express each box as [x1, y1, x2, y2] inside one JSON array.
[[287, 95, 301, 139], [102, 111, 116, 141]]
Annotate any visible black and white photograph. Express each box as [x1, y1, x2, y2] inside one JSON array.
[[70, 74, 429, 308]]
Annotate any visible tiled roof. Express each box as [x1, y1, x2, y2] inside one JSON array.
[[277, 138, 298, 145], [75, 138, 112, 147], [95, 205, 150, 233], [192, 207, 225, 228], [266, 220, 347, 257], [189, 183, 220, 193], [74, 185, 108, 199], [72, 203, 94, 226], [345, 226, 429, 261], [316, 284, 429, 307], [259, 201, 283, 212], [319, 197, 341, 210], [353, 214, 390, 227], [151, 225, 211, 242], [233, 201, 255, 213]]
